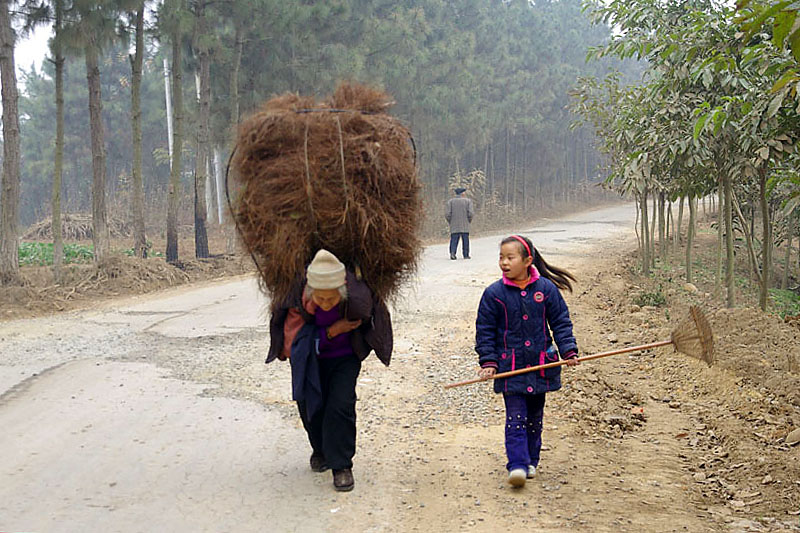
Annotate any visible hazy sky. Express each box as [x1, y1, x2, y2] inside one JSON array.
[[17, 25, 51, 73]]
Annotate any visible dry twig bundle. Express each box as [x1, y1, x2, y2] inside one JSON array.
[[230, 83, 422, 303], [23, 213, 130, 241]]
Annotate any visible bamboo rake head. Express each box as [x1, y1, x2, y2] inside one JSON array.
[[670, 305, 714, 366]]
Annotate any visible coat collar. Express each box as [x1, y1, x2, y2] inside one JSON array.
[[501, 266, 540, 288]]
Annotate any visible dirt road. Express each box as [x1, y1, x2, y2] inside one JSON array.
[[1, 204, 796, 532]]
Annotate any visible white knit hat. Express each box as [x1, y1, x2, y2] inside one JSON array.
[[306, 249, 346, 289]]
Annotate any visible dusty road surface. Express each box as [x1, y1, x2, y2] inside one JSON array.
[[1, 204, 794, 533]]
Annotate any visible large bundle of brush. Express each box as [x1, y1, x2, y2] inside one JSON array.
[[230, 83, 422, 304]]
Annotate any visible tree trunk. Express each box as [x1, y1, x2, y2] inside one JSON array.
[[723, 170, 735, 308], [166, 26, 184, 264], [482, 142, 489, 212], [206, 157, 215, 223], [634, 195, 642, 252], [164, 57, 173, 159], [759, 167, 771, 311], [194, 88, 209, 257], [214, 147, 224, 225], [225, 22, 244, 254], [732, 191, 761, 287], [650, 192, 657, 267], [488, 142, 494, 202], [511, 133, 518, 210], [521, 132, 527, 211], [229, 24, 243, 131], [666, 201, 672, 257], [193, 1, 211, 258], [783, 208, 795, 289], [675, 195, 684, 247], [583, 134, 589, 183], [641, 189, 650, 275], [84, 41, 110, 266], [52, 0, 65, 280], [504, 125, 510, 206], [130, 2, 147, 258], [686, 196, 696, 284], [715, 183, 723, 297], [0, 0, 20, 284], [658, 191, 666, 261]]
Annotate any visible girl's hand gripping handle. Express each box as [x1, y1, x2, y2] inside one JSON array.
[[478, 367, 496, 380]]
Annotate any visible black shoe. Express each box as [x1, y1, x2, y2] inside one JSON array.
[[450, 254, 457, 260], [464, 256, 471, 259], [333, 468, 354, 492], [310, 453, 329, 472]]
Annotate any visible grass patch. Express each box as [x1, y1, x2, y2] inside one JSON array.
[[769, 288, 800, 319], [633, 285, 667, 307], [18, 242, 94, 266]]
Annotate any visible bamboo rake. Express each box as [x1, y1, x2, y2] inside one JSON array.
[[443, 340, 672, 389], [444, 306, 714, 390]]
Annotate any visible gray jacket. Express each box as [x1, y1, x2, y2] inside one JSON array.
[[445, 196, 474, 234]]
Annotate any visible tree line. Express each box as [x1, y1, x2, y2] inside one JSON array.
[[572, 0, 800, 311], [0, 0, 622, 284]]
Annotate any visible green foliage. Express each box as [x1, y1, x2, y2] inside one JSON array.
[[769, 288, 800, 318], [577, 0, 800, 309], [633, 285, 667, 307], [12, 0, 621, 230], [18, 242, 94, 266], [18, 42, 171, 227]]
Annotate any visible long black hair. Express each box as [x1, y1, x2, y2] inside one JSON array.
[[501, 235, 576, 292]]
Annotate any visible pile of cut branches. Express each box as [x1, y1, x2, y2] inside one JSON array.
[[230, 82, 422, 303], [23, 213, 130, 241]]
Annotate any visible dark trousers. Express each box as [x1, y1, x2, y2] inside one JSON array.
[[503, 393, 546, 472], [296, 354, 361, 470], [449, 232, 470, 258]]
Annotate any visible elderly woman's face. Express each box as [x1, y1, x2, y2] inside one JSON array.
[[311, 288, 342, 311]]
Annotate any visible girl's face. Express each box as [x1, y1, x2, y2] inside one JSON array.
[[499, 242, 532, 281], [311, 288, 342, 311]]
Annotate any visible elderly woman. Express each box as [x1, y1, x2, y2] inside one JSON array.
[[266, 249, 392, 492]]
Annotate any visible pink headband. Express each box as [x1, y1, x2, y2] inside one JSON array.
[[510, 235, 532, 258]]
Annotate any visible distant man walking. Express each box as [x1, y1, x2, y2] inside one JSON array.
[[445, 187, 474, 260]]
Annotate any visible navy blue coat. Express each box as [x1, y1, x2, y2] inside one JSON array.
[[290, 323, 323, 419], [475, 269, 578, 395]]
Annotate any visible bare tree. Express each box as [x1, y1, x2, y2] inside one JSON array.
[[192, 0, 210, 258], [0, 0, 21, 285], [84, 33, 111, 265], [165, 0, 185, 264], [52, 0, 65, 279], [130, 0, 147, 258]]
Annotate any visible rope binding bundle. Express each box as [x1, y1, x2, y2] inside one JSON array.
[[227, 82, 423, 305]]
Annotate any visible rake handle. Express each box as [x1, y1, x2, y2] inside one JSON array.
[[443, 339, 674, 390]]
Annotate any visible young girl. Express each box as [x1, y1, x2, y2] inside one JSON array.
[[475, 235, 579, 487]]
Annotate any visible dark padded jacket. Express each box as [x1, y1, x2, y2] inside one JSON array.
[[266, 271, 393, 366], [475, 268, 577, 395]]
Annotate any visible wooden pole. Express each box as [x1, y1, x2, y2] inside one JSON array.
[[444, 340, 673, 390]]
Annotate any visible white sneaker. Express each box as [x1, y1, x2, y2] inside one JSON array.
[[508, 468, 527, 487], [527, 465, 537, 479]]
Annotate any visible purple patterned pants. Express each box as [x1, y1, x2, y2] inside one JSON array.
[[503, 392, 546, 472]]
